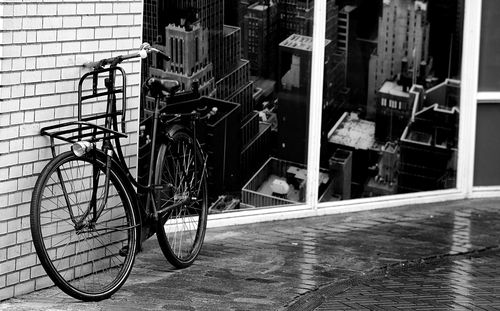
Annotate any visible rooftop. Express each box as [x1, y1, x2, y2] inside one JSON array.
[[279, 34, 331, 52], [379, 81, 409, 98], [328, 112, 376, 150]]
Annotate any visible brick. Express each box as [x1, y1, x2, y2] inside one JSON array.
[[0, 168, 8, 181], [57, 29, 77, 42], [77, 3, 95, 15], [0, 287, 14, 302], [0, 126, 19, 140], [31, 265, 45, 279], [19, 124, 41, 137], [57, 3, 77, 15], [23, 164, 33, 176], [62, 41, 81, 54], [37, 3, 57, 15], [18, 149, 38, 165], [22, 17, 43, 30], [11, 84, 25, 98], [14, 280, 35, 297], [34, 276, 52, 291], [117, 14, 134, 26], [20, 97, 41, 110], [95, 27, 113, 39], [0, 179, 18, 194], [26, 31, 37, 43], [24, 111, 35, 123], [36, 30, 57, 43], [61, 67, 80, 80], [56, 54, 76, 67], [26, 4, 37, 15], [7, 218, 21, 232], [2, 17, 22, 31], [36, 56, 56, 69], [13, 4, 27, 16], [9, 165, 22, 178], [99, 39, 116, 51], [55, 106, 74, 119], [16, 230, 34, 245], [20, 44, 41, 57], [100, 15, 118, 27], [0, 234, 17, 248], [12, 31, 27, 44], [1, 45, 21, 58], [26, 57, 36, 70], [0, 153, 18, 167], [82, 15, 99, 27], [25, 85, 35, 97], [55, 80, 75, 93], [17, 175, 37, 191], [77, 28, 94, 40], [113, 2, 130, 13], [35, 82, 56, 96], [112, 26, 130, 38], [42, 16, 63, 29], [21, 70, 42, 84], [62, 16, 82, 28], [81, 40, 99, 52], [95, 3, 113, 14], [42, 42, 62, 55]]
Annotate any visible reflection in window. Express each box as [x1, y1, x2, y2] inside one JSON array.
[[320, 0, 463, 201], [141, 0, 320, 213]]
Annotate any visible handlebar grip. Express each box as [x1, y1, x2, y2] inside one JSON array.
[[82, 60, 102, 69]]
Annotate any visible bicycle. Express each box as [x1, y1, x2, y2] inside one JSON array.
[[29, 43, 214, 301]]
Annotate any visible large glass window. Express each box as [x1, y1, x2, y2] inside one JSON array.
[[319, 0, 464, 203], [140, 1, 320, 213]]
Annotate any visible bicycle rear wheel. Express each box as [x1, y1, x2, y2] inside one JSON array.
[[30, 151, 137, 301], [154, 130, 208, 268]]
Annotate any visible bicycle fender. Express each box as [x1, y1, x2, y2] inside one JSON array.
[[89, 149, 143, 250]]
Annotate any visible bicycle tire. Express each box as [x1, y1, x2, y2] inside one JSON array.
[[154, 129, 208, 268], [30, 151, 138, 301]]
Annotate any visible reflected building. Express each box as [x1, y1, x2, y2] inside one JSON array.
[[367, 0, 430, 119], [398, 79, 460, 193]]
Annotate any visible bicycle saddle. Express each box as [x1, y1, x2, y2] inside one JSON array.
[[144, 78, 181, 96]]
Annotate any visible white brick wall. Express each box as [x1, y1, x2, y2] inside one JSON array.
[[0, 0, 143, 300]]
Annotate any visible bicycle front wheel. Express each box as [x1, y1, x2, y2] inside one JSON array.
[[155, 130, 208, 268], [30, 151, 138, 301]]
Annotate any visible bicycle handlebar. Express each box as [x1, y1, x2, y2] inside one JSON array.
[[82, 42, 170, 69]]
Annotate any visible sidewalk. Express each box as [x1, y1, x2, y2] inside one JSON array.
[[1, 198, 500, 310]]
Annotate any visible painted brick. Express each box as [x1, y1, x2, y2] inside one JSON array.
[[14, 280, 35, 297], [20, 97, 41, 110], [17, 203, 31, 219], [57, 29, 77, 42], [30, 265, 45, 279], [77, 3, 95, 15], [0, 126, 20, 140], [12, 31, 27, 44], [26, 4, 37, 15], [37, 3, 57, 16], [11, 84, 25, 98], [17, 175, 37, 191], [8, 192, 22, 206], [77, 28, 94, 40], [26, 31, 37, 44], [38, 147, 53, 161], [22, 17, 43, 30], [26, 58, 36, 70], [82, 15, 99, 27], [56, 54, 76, 67], [95, 3, 113, 14], [35, 82, 56, 96], [24, 110, 35, 123], [55, 80, 75, 93], [13, 4, 27, 16], [18, 150, 38, 165], [34, 276, 52, 291], [81, 40, 99, 52], [95, 27, 113, 39], [7, 219, 21, 233], [61, 67, 80, 80], [100, 15, 118, 27], [16, 230, 34, 245], [20, 71, 41, 85], [42, 42, 62, 55], [42, 16, 63, 29], [62, 41, 81, 54], [9, 165, 22, 178], [19, 124, 41, 137], [62, 16, 82, 28], [0, 179, 18, 194], [57, 3, 77, 16], [117, 14, 135, 26], [40, 94, 62, 108], [114, 2, 130, 14], [2, 17, 22, 31], [0, 233, 17, 249], [0, 168, 8, 181], [36, 30, 57, 43], [99, 39, 117, 51], [23, 164, 33, 176], [6, 272, 20, 287], [25, 85, 35, 97], [36, 56, 56, 69], [0, 287, 14, 302], [20, 269, 30, 283], [0, 153, 18, 167]]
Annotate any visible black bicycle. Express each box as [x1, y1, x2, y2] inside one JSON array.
[[29, 43, 213, 301]]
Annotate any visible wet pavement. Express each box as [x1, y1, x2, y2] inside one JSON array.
[[1, 198, 500, 310]]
